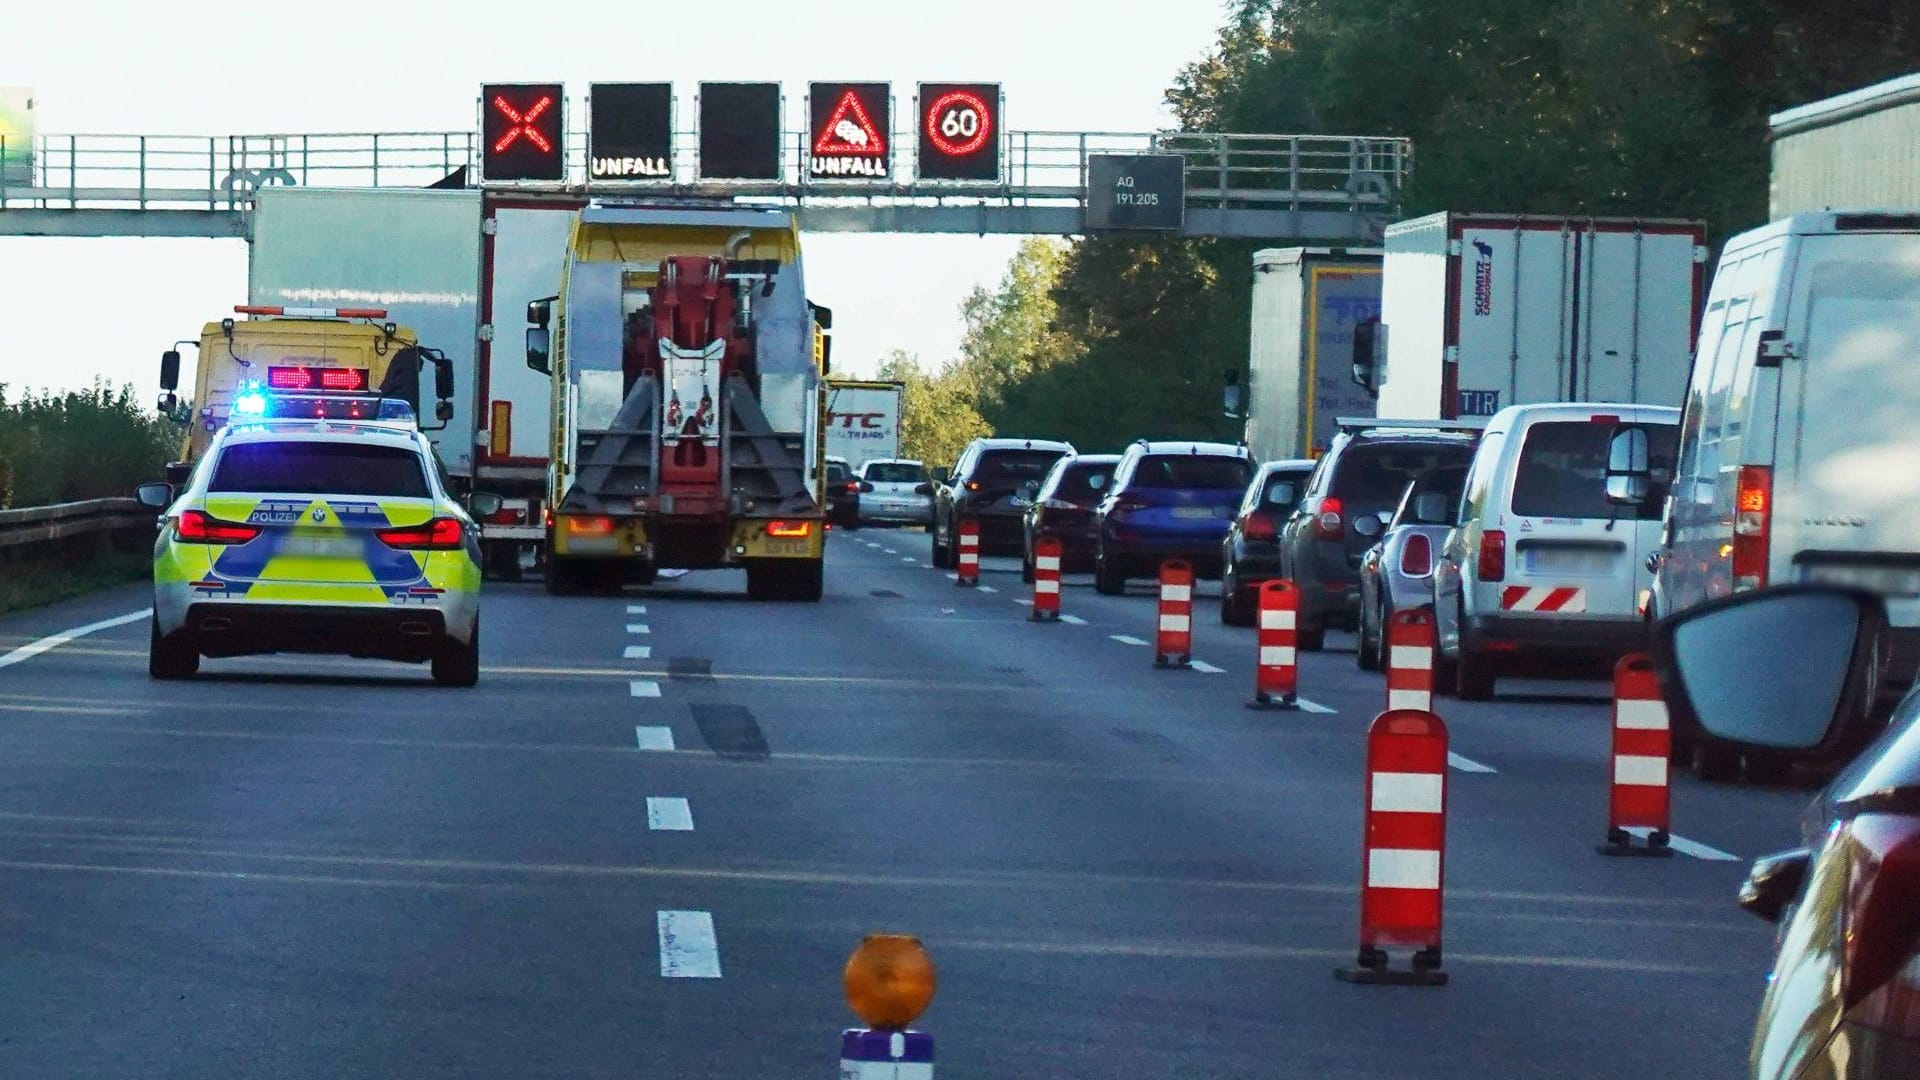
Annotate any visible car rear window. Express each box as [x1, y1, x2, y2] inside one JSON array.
[[1331, 441, 1474, 512], [1262, 470, 1310, 510], [1047, 463, 1115, 504], [826, 462, 851, 484], [974, 450, 1067, 488], [1510, 421, 1677, 520], [1131, 454, 1252, 490], [864, 462, 925, 484], [210, 441, 430, 498]]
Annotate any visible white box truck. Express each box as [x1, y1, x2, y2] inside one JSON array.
[[1358, 213, 1707, 420], [824, 380, 904, 471], [1243, 248, 1381, 461], [1771, 71, 1920, 220], [250, 187, 580, 577]]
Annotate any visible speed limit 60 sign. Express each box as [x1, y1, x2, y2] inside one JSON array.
[[916, 83, 1001, 182]]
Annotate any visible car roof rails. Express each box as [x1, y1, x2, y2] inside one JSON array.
[[1336, 416, 1487, 435]]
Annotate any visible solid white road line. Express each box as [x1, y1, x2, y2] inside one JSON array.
[[624, 646, 652, 660], [646, 797, 694, 832], [1625, 827, 1739, 862], [1110, 635, 1150, 646], [629, 680, 662, 699], [1059, 615, 1088, 626], [0, 609, 151, 672], [626, 624, 651, 635], [1448, 752, 1499, 774], [1190, 660, 1226, 674], [626, 605, 647, 615], [634, 726, 675, 751], [1294, 698, 1337, 715], [657, 910, 722, 978]]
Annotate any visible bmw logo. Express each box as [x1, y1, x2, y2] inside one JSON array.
[[311, 506, 327, 523]]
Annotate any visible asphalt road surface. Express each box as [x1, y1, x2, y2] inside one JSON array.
[[0, 532, 1806, 1078]]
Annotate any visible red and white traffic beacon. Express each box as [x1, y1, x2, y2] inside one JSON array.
[[1336, 708, 1450, 987], [840, 935, 936, 1079], [1598, 653, 1674, 858]]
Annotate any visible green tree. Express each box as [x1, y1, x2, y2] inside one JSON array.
[[874, 350, 991, 470]]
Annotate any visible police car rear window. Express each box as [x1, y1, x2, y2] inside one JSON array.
[[210, 442, 431, 498]]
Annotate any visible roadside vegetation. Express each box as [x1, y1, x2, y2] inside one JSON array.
[[894, 0, 1919, 457]]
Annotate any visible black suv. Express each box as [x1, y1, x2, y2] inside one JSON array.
[[1277, 421, 1478, 650], [931, 438, 1075, 568]]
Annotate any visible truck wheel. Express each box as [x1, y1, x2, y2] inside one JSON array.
[[786, 559, 825, 602], [632, 562, 659, 588], [544, 556, 582, 596], [148, 616, 198, 680], [432, 620, 481, 688]]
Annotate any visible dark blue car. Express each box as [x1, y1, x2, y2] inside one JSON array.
[[1093, 441, 1254, 595]]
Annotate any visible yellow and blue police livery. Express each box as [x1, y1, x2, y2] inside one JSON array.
[[144, 392, 482, 686]]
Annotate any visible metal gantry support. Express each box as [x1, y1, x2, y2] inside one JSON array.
[[0, 128, 1411, 241]]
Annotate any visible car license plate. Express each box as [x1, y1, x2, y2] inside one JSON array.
[[1804, 563, 1920, 596], [277, 536, 361, 558], [1173, 507, 1218, 519], [1009, 497, 1031, 508], [1523, 548, 1614, 576]]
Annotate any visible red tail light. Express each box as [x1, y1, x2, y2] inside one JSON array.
[[1111, 495, 1152, 518], [844, 481, 860, 493], [377, 518, 464, 550], [1241, 512, 1279, 541], [174, 510, 261, 545], [965, 480, 982, 492], [1733, 465, 1773, 590], [1401, 533, 1434, 576], [564, 515, 614, 536], [1314, 496, 1344, 540], [766, 520, 813, 538], [1478, 530, 1506, 582], [1841, 815, 1920, 1023]]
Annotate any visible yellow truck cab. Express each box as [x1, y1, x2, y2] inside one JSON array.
[[159, 305, 454, 484]]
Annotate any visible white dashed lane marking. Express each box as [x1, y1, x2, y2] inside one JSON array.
[[1111, 635, 1149, 647], [1295, 698, 1337, 714], [635, 726, 675, 751], [626, 605, 647, 615], [627, 624, 651, 635], [629, 680, 661, 699], [1190, 660, 1226, 674], [625, 646, 652, 660], [1059, 615, 1088, 626], [646, 797, 694, 832], [1448, 752, 1498, 774], [657, 910, 722, 978]]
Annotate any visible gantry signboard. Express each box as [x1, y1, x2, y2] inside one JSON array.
[[916, 83, 1001, 183], [589, 83, 673, 181], [481, 83, 566, 183], [698, 82, 782, 181], [1086, 153, 1186, 231], [808, 82, 891, 180]]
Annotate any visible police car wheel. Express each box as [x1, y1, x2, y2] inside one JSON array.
[[432, 622, 481, 688], [148, 616, 198, 680]]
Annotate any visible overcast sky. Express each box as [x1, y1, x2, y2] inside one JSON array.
[[0, 0, 1226, 398]]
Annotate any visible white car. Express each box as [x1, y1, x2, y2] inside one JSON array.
[[855, 459, 933, 527]]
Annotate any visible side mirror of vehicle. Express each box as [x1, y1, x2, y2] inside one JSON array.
[[1650, 585, 1887, 752], [1412, 492, 1449, 524], [1222, 371, 1245, 420], [1266, 482, 1296, 507], [527, 298, 553, 329], [469, 492, 505, 519], [858, 482, 875, 493], [1351, 317, 1385, 395], [159, 349, 182, 392], [435, 401, 455, 424], [1739, 848, 1812, 924], [931, 467, 950, 485], [136, 481, 175, 509], [157, 391, 180, 417], [1605, 425, 1652, 505], [526, 326, 552, 375], [913, 483, 933, 496]]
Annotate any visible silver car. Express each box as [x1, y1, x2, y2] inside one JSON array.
[[856, 459, 933, 527], [1356, 466, 1468, 671]]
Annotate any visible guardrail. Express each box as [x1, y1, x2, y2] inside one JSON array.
[[0, 498, 156, 557]]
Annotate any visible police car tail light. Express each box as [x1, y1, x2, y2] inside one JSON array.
[[376, 518, 464, 550], [175, 510, 261, 545], [1733, 466, 1773, 590]]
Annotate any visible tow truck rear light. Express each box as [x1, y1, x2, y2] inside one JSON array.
[[1733, 466, 1773, 590], [1242, 511, 1279, 541], [174, 510, 261, 545], [1402, 533, 1434, 576], [766, 521, 813, 539], [564, 515, 614, 535], [376, 518, 464, 550], [1479, 530, 1507, 582], [1315, 496, 1345, 540], [234, 305, 389, 319]]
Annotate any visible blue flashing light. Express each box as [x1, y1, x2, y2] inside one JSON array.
[[233, 381, 270, 418]]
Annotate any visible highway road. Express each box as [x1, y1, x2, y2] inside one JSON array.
[[0, 532, 1808, 1078]]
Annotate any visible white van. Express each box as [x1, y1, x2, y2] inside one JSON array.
[[1434, 402, 1680, 699], [1654, 212, 1920, 738]]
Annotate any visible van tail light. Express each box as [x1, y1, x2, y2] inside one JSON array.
[[376, 518, 465, 550], [1401, 533, 1434, 576], [174, 510, 261, 545], [1840, 815, 1920, 1023], [1733, 466, 1773, 590], [1315, 496, 1345, 540], [1478, 530, 1506, 582], [1242, 512, 1279, 542]]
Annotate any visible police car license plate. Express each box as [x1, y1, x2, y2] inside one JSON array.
[[276, 536, 361, 558], [1804, 563, 1920, 597]]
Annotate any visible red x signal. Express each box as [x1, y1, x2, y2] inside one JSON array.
[[491, 94, 555, 154]]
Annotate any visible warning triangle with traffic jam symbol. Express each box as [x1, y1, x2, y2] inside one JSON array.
[[813, 90, 886, 157]]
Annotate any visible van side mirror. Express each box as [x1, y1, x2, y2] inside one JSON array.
[[1650, 585, 1886, 752], [1351, 317, 1384, 395], [1223, 371, 1245, 419], [1740, 849, 1812, 924], [526, 326, 552, 375], [1605, 426, 1652, 505], [160, 350, 182, 392], [527, 298, 552, 329]]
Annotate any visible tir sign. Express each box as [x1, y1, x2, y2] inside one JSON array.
[[482, 83, 565, 183], [809, 83, 890, 180], [916, 83, 1000, 182]]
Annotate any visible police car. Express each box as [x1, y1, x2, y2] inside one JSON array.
[[138, 386, 484, 686]]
